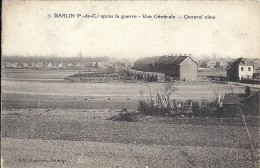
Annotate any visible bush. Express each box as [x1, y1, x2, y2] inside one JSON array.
[[138, 100, 153, 116]]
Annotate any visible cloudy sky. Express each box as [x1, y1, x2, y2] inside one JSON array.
[[2, 1, 260, 60]]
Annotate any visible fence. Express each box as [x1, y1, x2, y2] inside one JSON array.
[[240, 78, 260, 85]]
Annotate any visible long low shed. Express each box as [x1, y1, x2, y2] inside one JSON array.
[[134, 55, 198, 81]]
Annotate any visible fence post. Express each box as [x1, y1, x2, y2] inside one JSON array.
[[37, 99, 40, 110]]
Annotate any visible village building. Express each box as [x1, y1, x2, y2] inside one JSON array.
[[47, 62, 53, 68], [220, 60, 232, 70], [227, 58, 253, 81], [75, 63, 83, 67], [215, 61, 221, 69], [222, 87, 260, 117], [34, 62, 44, 69], [66, 63, 73, 67], [206, 60, 217, 69], [5, 62, 12, 68], [11, 63, 19, 68], [17, 63, 23, 69], [29, 61, 36, 68], [134, 55, 198, 81], [97, 62, 108, 68], [58, 63, 64, 68], [113, 63, 126, 72], [21, 62, 30, 69], [252, 59, 260, 70], [199, 61, 208, 68]]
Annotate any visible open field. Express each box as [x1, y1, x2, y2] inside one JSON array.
[[2, 80, 245, 109], [2, 69, 80, 80], [1, 137, 252, 168], [3, 69, 227, 79], [2, 69, 245, 109], [1, 92, 138, 109], [2, 69, 259, 167], [1, 110, 259, 168]]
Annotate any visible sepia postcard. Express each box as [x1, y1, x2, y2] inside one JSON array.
[[1, 1, 260, 168]]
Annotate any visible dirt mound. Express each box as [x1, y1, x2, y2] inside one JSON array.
[[109, 112, 138, 122]]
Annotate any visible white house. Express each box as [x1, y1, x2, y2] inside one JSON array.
[[227, 58, 253, 81]]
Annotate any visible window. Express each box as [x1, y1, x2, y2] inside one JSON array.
[[241, 67, 244, 71], [248, 67, 251, 71]]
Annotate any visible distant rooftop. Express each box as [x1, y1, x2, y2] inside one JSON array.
[[231, 58, 253, 66], [135, 55, 198, 65]]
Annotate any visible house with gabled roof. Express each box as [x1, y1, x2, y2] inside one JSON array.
[[134, 55, 198, 81], [227, 58, 253, 81]]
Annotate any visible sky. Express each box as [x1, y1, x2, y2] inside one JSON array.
[[2, 1, 260, 61]]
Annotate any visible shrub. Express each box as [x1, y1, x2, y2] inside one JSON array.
[[138, 100, 153, 116]]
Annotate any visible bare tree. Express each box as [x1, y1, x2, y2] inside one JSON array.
[[146, 83, 154, 109], [138, 83, 178, 116], [155, 83, 178, 115]]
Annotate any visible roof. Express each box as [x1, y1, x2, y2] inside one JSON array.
[[135, 56, 198, 65], [242, 91, 260, 103], [231, 58, 253, 66], [222, 93, 244, 105], [134, 56, 160, 64], [172, 56, 189, 64]]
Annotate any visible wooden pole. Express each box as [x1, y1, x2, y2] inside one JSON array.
[[240, 108, 255, 168], [37, 99, 40, 110]]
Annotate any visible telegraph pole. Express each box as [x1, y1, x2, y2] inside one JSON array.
[[79, 51, 82, 75]]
